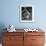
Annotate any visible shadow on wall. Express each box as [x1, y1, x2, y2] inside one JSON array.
[[0, 24, 7, 43]]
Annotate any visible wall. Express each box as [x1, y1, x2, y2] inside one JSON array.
[[0, 0, 46, 29]]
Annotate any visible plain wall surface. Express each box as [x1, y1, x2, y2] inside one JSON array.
[[0, 0, 46, 44]]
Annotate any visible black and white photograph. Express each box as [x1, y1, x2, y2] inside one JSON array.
[[20, 5, 34, 22]]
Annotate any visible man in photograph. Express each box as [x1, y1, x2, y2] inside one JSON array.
[[22, 7, 32, 20]]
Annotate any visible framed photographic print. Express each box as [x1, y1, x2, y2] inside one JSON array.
[[20, 5, 34, 22]]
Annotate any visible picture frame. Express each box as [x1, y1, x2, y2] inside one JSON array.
[[20, 5, 34, 22]]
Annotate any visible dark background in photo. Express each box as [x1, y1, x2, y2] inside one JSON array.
[[22, 7, 32, 20]]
